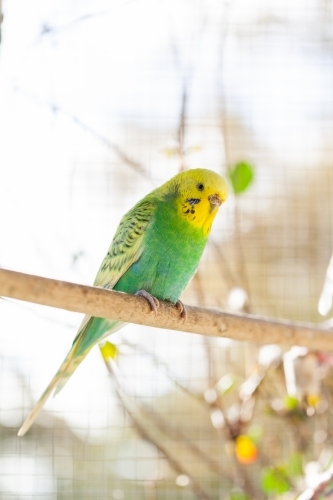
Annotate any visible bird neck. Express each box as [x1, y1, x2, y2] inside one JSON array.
[[156, 192, 216, 238]]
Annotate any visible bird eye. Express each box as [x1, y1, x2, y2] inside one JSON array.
[[197, 183, 204, 191]]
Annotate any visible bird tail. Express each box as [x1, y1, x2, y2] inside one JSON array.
[[18, 316, 123, 437]]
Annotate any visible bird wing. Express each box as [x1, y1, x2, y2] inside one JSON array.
[[58, 198, 156, 353], [18, 199, 156, 437], [93, 199, 156, 289]]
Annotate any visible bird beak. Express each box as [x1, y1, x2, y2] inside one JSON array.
[[208, 194, 222, 207]]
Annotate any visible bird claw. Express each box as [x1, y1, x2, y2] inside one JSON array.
[[176, 300, 187, 322], [135, 291, 186, 321], [136, 289, 160, 316]]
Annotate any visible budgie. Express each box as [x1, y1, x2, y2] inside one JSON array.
[[18, 168, 228, 436]]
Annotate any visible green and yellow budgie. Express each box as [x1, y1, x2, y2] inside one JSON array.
[[18, 168, 228, 436]]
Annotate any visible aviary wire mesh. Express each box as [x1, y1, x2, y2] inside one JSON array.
[[1, 0, 333, 498]]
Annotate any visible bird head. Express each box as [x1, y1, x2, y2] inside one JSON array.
[[166, 168, 228, 236]]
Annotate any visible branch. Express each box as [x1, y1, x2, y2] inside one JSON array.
[[103, 358, 213, 500], [177, 86, 187, 172], [0, 268, 332, 350], [11, 86, 147, 178]]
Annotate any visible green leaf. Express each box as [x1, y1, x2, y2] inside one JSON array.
[[228, 161, 254, 195], [285, 452, 303, 478], [261, 467, 290, 495]]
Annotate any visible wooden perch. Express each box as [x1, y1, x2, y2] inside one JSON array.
[[0, 267, 332, 350]]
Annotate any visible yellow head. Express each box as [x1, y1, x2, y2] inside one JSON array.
[[162, 168, 228, 236]]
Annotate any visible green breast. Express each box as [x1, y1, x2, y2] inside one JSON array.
[[113, 199, 207, 303]]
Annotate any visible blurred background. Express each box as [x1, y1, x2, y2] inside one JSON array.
[[1, 0, 333, 498]]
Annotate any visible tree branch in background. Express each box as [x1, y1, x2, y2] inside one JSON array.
[[12, 86, 148, 178], [102, 356, 213, 500], [177, 86, 187, 171]]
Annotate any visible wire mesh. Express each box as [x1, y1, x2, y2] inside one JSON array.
[[1, 0, 333, 498]]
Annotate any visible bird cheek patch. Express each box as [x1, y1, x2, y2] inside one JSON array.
[[182, 202, 197, 221]]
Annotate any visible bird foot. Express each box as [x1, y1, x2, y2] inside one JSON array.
[[176, 300, 187, 322], [136, 289, 160, 316]]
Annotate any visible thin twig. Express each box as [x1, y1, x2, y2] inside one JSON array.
[[120, 336, 203, 399], [232, 201, 252, 313], [138, 400, 232, 480], [211, 240, 238, 293], [217, 0, 253, 312], [114, 337, 234, 479], [177, 86, 187, 171], [103, 356, 213, 500], [12, 86, 147, 178], [193, 271, 216, 386], [37, 1, 141, 38]]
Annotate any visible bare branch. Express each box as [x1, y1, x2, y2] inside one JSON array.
[[193, 271, 216, 385], [38, 1, 141, 38], [232, 201, 253, 313], [120, 336, 204, 399], [0, 268, 333, 351], [12, 86, 147, 177], [103, 357, 213, 500], [68, 111, 146, 176], [139, 402, 232, 480], [177, 86, 187, 171]]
